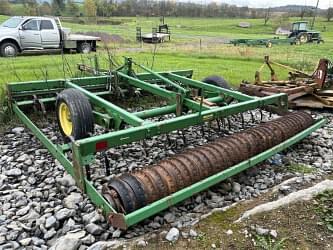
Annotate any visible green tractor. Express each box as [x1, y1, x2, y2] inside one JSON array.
[[288, 21, 323, 44]]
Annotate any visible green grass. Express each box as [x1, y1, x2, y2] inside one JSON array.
[[0, 15, 332, 88], [314, 190, 333, 232]]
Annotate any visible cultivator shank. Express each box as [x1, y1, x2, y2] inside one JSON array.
[[7, 57, 326, 229]]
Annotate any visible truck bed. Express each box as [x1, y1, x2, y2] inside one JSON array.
[[65, 34, 101, 41]]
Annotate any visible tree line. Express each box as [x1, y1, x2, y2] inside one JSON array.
[[0, 0, 332, 21]]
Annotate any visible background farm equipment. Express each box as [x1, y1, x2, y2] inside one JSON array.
[[230, 21, 323, 48], [7, 57, 326, 230], [230, 37, 296, 48], [136, 17, 171, 43], [239, 56, 333, 109], [288, 21, 323, 44]]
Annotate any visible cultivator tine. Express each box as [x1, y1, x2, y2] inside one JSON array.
[[201, 125, 205, 137], [227, 117, 231, 130], [33, 95, 47, 117], [249, 111, 255, 123], [104, 152, 111, 176], [140, 140, 148, 156], [240, 113, 245, 128], [215, 119, 221, 131], [178, 130, 187, 145], [259, 109, 264, 122], [86, 165, 91, 181]]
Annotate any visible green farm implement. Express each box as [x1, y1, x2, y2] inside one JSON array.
[[230, 21, 323, 48], [230, 37, 296, 48], [7, 57, 326, 229]]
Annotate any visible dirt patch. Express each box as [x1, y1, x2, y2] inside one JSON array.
[[77, 32, 126, 43], [143, 177, 333, 250]]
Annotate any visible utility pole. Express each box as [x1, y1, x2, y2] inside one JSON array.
[[311, 0, 320, 29]]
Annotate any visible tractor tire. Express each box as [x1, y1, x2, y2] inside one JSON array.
[[56, 88, 94, 141], [77, 42, 92, 54], [202, 75, 231, 90], [0, 42, 18, 57], [297, 33, 308, 44]]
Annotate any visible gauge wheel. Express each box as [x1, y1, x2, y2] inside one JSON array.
[[56, 88, 94, 141], [0, 42, 18, 57]]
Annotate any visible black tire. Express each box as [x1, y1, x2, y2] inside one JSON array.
[[56, 88, 94, 140], [297, 33, 308, 44], [202, 75, 231, 90], [0, 42, 18, 57], [63, 48, 72, 54], [77, 42, 92, 54], [201, 75, 233, 104]]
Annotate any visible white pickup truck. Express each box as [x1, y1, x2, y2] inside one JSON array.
[[0, 16, 101, 57]]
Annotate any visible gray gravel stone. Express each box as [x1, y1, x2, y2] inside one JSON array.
[[232, 182, 241, 193], [165, 227, 179, 242], [136, 239, 148, 247], [189, 229, 198, 237], [5, 168, 22, 176], [255, 226, 269, 236], [55, 208, 75, 221], [16, 206, 30, 216], [45, 216, 57, 229], [81, 234, 95, 245], [85, 223, 103, 235], [44, 228, 57, 240], [270, 230, 278, 238], [164, 212, 176, 223], [19, 237, 32, 246], [11, 127, 25, 133], [50, 235, 81, 250], [112, 229, 122, 238], [64, 193, 83, 209]]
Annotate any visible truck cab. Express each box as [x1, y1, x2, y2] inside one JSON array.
[[0, 16, 100, 57]]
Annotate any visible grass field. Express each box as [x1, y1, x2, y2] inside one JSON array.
[[0, 15, 332, 89]]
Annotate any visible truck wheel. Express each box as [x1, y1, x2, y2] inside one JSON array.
[[56, 88, 94, 141], [77, 42, 92, 54], [0, 42, 18, 57]]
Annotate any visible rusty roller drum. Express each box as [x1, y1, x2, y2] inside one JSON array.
[[102, 111, 314, 213]]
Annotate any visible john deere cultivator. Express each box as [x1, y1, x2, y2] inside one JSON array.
[[7, 57, 326, 229]]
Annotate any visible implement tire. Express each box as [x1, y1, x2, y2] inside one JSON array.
[[56, 88, 94, 141], [202, 75, 231, 90]]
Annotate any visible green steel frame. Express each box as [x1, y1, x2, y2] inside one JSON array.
[[7, 58, 326, 229]]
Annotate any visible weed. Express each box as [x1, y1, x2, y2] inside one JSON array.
[[0, 86, 11, 124], [286, 163, 316, 174], [255, 235, 287, 250], [314, 190, 333, 232]]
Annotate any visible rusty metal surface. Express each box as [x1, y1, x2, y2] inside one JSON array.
[[102, 112, 314, 213]]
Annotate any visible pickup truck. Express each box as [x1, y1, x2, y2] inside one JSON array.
[[0, 16, 101, 57]]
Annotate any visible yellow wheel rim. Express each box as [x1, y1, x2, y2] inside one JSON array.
[[58, 102, 72, 136]]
